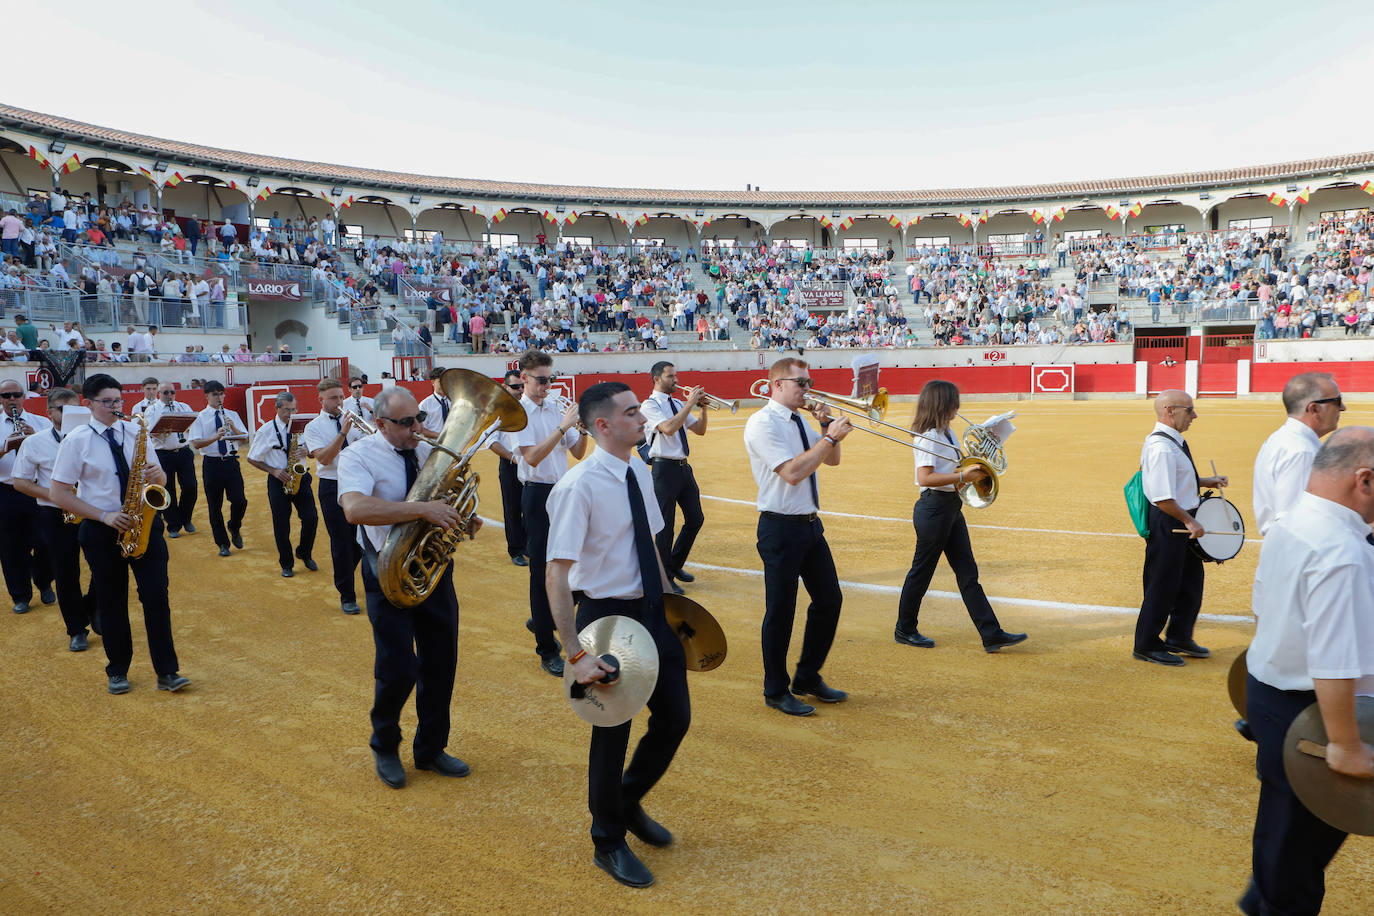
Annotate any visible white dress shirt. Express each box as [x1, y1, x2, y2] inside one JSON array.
[[1140, 422, 1199, 510], [248, 417, 296, 471], [10, 427, 64, 507], [913, 426, 961, 491], [346, 394, 375, 423], [51, 418, 162, 513], [144, 399, 195, 450], [744, 398, 822, 514], [1252, 417, 1322, 536], [516, 394, 581, 484], [336, 432, 434, 551], [640, 391, 700, 460], [1, 410, 53, 480], [302, 411, 364, 481], [131, 397, 158, 416], [487, 429, 526, 474], [188, 406, 246, 458], [419, 393, 451, 435], [1248, 491, 1374, 694], [547, 447, 664, 599]]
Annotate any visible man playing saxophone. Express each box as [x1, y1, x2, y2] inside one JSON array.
[[49, 373, 189, 695], [337, 386, 475, 789], [247, 392, 319, 578]]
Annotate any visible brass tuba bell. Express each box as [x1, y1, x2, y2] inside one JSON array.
[[377, 369, 527, 607]]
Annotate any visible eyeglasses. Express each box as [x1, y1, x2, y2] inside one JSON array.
[[776, 377, 814, 389], [506, 383, 523, 390], [0, 392, 23, 400], [380, 411, 426, 428], [527, 375, 558, 385], [90, 398, 123, 408], [350, 384, 363, 389], [1310, 396, 1344, 408], [1167, 405, 1196, 414]]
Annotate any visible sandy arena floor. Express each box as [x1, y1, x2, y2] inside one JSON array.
[[2, 396, 1372, 914]]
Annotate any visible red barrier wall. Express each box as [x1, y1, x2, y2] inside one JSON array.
[[1251, 361, 1374, 392]]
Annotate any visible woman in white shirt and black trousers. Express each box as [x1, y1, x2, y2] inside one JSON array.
[[893, 380, 1027, 653]]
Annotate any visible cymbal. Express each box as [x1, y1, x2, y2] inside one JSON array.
[[564, 615, 659, 727], [1283, 695, 1374, 836], [663, 593, 727, 672], [1227, 649, 1248, 718]]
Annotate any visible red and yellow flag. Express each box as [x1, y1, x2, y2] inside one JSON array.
[[163, 171, 184, 188], [27, 146, 50, 170], [339, 195, 355, 209], [1127, 201, 1143, 218], [887, 215, 902, 228], [137, 165, 156, 181], [1295, 186, 1311, 205], [59, 153, 82, 174], [1362, 180, 1374, 196], [976, 210, 988, 225], [819, 216, 833, 229], [700, 217, 712, 230], [1104, 204, 1120, 221], [635, 213, 650, 227], [839, 217, 854, 230], [957, 213, 972, 228], [254, 185, 273, 202], [542, 210, 558, 224], [1029, 209, 1046, 225], [1267, 192, 1288, 208], [908, 216, 922, 227], [492, 208, 509, 224], [564, 211, 579, 226], [1051, 207, 1067, 222]]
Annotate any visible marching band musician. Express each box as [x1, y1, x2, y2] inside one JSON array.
[[303, 378, 365, 614], [546, 381, 688, 889], [1237, 427, 1374, 916], [48, 373, 188, 695], [146, 381, 198, 538], [742, 357, 852, 718], [639, 361, 707, 596], [131, 377, 158, 417], [419, 367, 451, 437], [893, 381, 1028, 653], [515, 350, 587, 678], [485, 369, 529, 567], [1133, 389, 1228, 667], [1253, 372, 1345, 536], [247, 392, 319, 578], [0, 378, 55, 615], [188, 380, 248, 558], [9, 387, 96, 650], [338, 386, 472, 789], [347, 377, 375, 423]]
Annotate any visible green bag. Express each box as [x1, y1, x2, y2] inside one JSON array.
[[1124, 471, 1151, 538]]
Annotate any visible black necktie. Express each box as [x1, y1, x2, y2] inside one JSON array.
[[790, 413, 820, 510], [1366, 533, 1374, 547], [1179, 437, 1201, 490], [669, 397, 689, 457], [104, 427, 130, 495], [396, 448, 419, 492], [439, 398, 450, 423], [626, 466, 662, 606], [215, 410, 227, 455]]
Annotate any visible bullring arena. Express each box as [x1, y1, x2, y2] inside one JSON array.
[[4, 36, 1374, 911]]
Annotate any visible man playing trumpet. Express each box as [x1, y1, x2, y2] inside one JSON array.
[[304, 378, 367, 613], [639, 361, 707, 595]]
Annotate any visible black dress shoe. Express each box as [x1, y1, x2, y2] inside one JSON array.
[[69, 632, 88, 652], [541, 655, 565, 677], [668, 580, 685, 596], [894, 627, 935, 648], [41, 587, 57, 605], [167, 529, 181, 539], [183, 522, 197, 533], [792, 678, 847, 703], [1235, 718, 1256, 743], [674, 569, 695, 583], [341, 600, 361, 615], [1164, 638, 1211, 658], [765, 692, 816, 717], [527, 618, 562, 653], [300, 557, 319, 571], [281, 568, 294, 578], [415, 751, 471, 778], [372, 750, 406, 789], [231, 531, 244, 549], [157, 673, 190, 692], [1133, 648, 1185, 667], [624, 804, 673, 847], [511, 554, 529, 567], [108, 674, 131, 695], [984, 631, 1029, 653], [218, 546, 231, 557], [593, 845, 654, 888], [13, 601, 29, 615]]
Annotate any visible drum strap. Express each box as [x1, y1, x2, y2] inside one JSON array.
[[1150, 431, 1200, 496]]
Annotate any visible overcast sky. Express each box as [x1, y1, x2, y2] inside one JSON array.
[[7, 0, 1370, 192]]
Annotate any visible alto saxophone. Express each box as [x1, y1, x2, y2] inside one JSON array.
[[116, 412, 171, 559], [283, 430, 307, 495]]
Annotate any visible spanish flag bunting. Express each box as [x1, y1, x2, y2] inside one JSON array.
[[700, 217, 712, 229], [1029, 209, 1045, 225], [564, 211, 578, 226], [839, 217, 854, 230], [339, 195, 355, 209], [1103, 204, 1120, 220], [542, 210, 558, 224], [957, 213, 972, 227], [137, 164, 156, 180], [1362, 180, 1374, 196], [226, 180, 238, 191], [908, 216, 922, 227], [163, 171, 184, 188], [255, 185, 273, 202], [492, 208, 509, 224], [59, 153, 82, 174], [1295, 186, 1311, 204], [887, 215, 902, 228], [976, 210, 988, 225], [1127, 201, 1143, 218], [1051, 207, 1067, 222], [1267, 192, 1288, 208], [819, 216, 833, 229], [635, 213, 650, 227], [27, 146, 50, 170]]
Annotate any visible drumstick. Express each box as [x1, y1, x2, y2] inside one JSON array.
[[1211, 459, 1222, 480], [1171, 528, 1242, 536]]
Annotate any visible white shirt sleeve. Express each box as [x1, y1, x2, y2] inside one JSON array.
[[1305, 559, 1374, 679], [546, 477, 591, 563], [336, 444, 376, 499], [640, 396, 670, 434], [753, 413, 802, 473], [1140, 438, 1177, 504], [247, 423, 276, 463]]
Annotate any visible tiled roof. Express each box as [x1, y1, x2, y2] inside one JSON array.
[[2, 102, 1372, 209]]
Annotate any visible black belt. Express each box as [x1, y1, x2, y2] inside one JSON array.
[[650, 457, 689, 466], [204, 454, 239, 461], [522, 481, 554, 489], [761, 510, 819, 522]]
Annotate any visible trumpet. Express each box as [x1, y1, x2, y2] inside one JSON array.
[[343, 409, 377, 436], [550, 392, 587, 433], [676, 385, 739, 414]]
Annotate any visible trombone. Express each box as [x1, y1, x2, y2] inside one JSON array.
[[676, 385, 739, 415]]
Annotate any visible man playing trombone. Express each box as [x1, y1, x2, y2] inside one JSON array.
[[640, 361, 707, 595], [743, 357, 853, 717]]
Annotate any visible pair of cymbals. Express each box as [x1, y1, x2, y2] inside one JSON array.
[[1284, 695, 1374, 836]]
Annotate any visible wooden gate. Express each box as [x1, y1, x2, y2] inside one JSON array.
[[1135, 335, 1188, 395]]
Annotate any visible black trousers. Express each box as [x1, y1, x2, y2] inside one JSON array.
[[521, 482, 560, 658], [577, 595, 690, 852], [79, 517, 177, 678], [895, 490, 1002, 641], [37, 507, 95, 636], [0, 483, 53, 604], [651, 459, 704, 575], [266, 474, 318, 571], [155, 447, 197, 533], [497, 458, 526, 559], [361, 551, 458, 764], [1245, 676, 1347, 915], [201, 456, 247, 549], [755, 513, 843, 698], [317, 478, 360, 603], [1135, 503, 1204, 653]]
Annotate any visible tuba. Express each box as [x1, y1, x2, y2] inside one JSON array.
[[282, 430, 307, 495], [116, 411, 171, 559], [378, 369, 527, 607]]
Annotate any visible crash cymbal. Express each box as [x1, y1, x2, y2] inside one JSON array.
[[564, 615, 659, 727], [1283, 695, 1374, 836], [1227, 649, 1248, 718], [663, 593, 727, 672]]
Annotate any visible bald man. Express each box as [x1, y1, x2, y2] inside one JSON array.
[[1253, 372, 1345, 537], [1134, 390, 1228, 667]]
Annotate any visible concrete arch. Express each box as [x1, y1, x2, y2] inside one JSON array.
[[768, 214, 824, 247], [635, 215, 694, 250], [417, 203, 485, 243], [162, 174, 250, 224], [701, 214, 765, 248], [342, 195, 411, 241], [836, 216, 900, 251], [908, 213, 974, 247], [79, 157, 158, 208], [258, 188, 332, 225]]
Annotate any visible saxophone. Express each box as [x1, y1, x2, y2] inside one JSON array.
[[282, 430, 307, 495], [377, 369, 526, 607], [116, 412, 171, 559]]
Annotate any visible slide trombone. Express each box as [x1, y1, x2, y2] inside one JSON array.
[[676, 385, 739, 414]]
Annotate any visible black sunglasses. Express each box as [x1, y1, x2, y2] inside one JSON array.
[[350, 384, 363, 389], [527, 375, 558, 385], [1310, 396, 1344, 408], [0, 392, 24, 399], [380, 411, 427, 428]]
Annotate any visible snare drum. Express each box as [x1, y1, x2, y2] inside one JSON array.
[[1189, 495, 1246, 563]]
